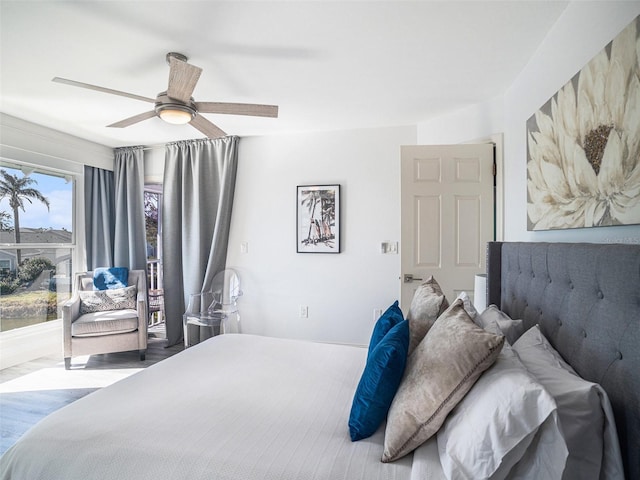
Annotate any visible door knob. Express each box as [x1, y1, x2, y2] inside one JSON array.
[[403, 273, 423, 283]]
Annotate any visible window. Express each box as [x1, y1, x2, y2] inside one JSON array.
[[0, 163, 75, 332]]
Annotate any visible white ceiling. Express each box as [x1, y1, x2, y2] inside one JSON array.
[[0, 1, 568, 148]]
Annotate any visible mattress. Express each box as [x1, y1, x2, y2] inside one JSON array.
[[1, 334, 435, 480]]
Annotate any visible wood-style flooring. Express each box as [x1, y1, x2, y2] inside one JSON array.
[[0, 327, 183, 455]]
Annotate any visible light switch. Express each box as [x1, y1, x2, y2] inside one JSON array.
[[380, 241, 398, 254], [240, 242, 249, 254]]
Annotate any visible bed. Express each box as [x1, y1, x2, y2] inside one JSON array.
[[1, 241, 638, 479]]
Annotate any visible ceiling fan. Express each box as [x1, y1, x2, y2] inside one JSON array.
[[52, 52, 278, 138]]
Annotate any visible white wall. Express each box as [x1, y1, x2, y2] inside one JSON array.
[[227, 126, 416, 345], [0, 113, 113, 172], [144, 147, 164, 184], [417, 2, 640, 244], [417, 95, 504, 145]]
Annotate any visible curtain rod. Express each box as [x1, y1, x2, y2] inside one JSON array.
[[129, 135, 238, 152], [141, 144, 165, 152]]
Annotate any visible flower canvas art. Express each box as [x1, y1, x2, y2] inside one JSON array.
[[526, 16, 640, 231]]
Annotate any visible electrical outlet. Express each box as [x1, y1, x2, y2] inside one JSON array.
[[299, 305, 308, 318], [373, 308, 383, 321]]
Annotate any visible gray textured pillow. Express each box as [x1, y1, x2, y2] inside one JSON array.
[[407, 276, 449, 355], [476, 304, 525, 345], [79, 285, 137, 314], [455, 291, 478, 319], [382, 299, 504, 462]]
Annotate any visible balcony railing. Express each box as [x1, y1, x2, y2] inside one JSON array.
[[147, 260, 164, 327]]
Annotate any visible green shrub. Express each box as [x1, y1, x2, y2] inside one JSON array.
[[18, 257, 55, 284], [0, 279, 19, 295]]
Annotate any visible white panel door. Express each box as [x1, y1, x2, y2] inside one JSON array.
[[400, 144, 494, 310]]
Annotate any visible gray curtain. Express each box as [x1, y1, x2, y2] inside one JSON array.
[[162, 136, 239, 346], [114, 146, 147, 271], [84, 166, 115, 270]]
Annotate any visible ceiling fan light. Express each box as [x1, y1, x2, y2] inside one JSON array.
[[159, 108, 193, 125]]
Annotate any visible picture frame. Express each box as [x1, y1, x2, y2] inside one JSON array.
[[296, 184, 340, 253], [526, 16, 639, 231]]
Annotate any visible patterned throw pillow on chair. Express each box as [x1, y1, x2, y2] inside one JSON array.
[[79, 285, 137, 314]]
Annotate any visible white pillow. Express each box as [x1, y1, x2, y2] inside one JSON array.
[[410, 437, 447, 480], [475, 304, 525, 345], [437, 342, 567, 480], [513, 325, 625, 480], [455, 291, 478, 320], [506, 414, 571, 480]]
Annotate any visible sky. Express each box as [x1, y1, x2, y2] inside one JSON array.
[[0, 166, 73, 231]]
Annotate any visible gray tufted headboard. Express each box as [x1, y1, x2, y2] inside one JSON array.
[[486, 242, 640, 479]]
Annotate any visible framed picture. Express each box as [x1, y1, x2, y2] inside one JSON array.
[[297, 184, 340, 253], [526, 16, 639, 231]]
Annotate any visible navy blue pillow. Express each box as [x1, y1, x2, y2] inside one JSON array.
[[93, 267, 129, 290], [349, 319, 410, 441], [368, 300, 404, 358]]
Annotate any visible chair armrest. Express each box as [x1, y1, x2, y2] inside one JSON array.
[[62, 295, 81, 326], [136, 291, 148, 337], [62, 295, 81, 357]]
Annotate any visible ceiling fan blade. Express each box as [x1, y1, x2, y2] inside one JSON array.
[[167, 57, 202, 103], [190, 115, 227, 138], [107, 110, 157, 128], [52, 77, 155, 103], [196, 102, 278, 118]]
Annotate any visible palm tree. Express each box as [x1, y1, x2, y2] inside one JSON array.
[[0, 169, 50, 265], [300, 190, 321, 244], [0, 211, 11, 230], [300, 189, 336, 245]]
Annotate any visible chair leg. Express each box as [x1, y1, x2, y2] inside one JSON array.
[[139, 350, 146, 361], [64, 358, 71, 370]]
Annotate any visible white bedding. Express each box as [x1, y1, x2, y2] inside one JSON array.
[[1, 335, 420, 480]]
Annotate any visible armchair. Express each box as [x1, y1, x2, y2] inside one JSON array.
[[63, 270, 148, 369]]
